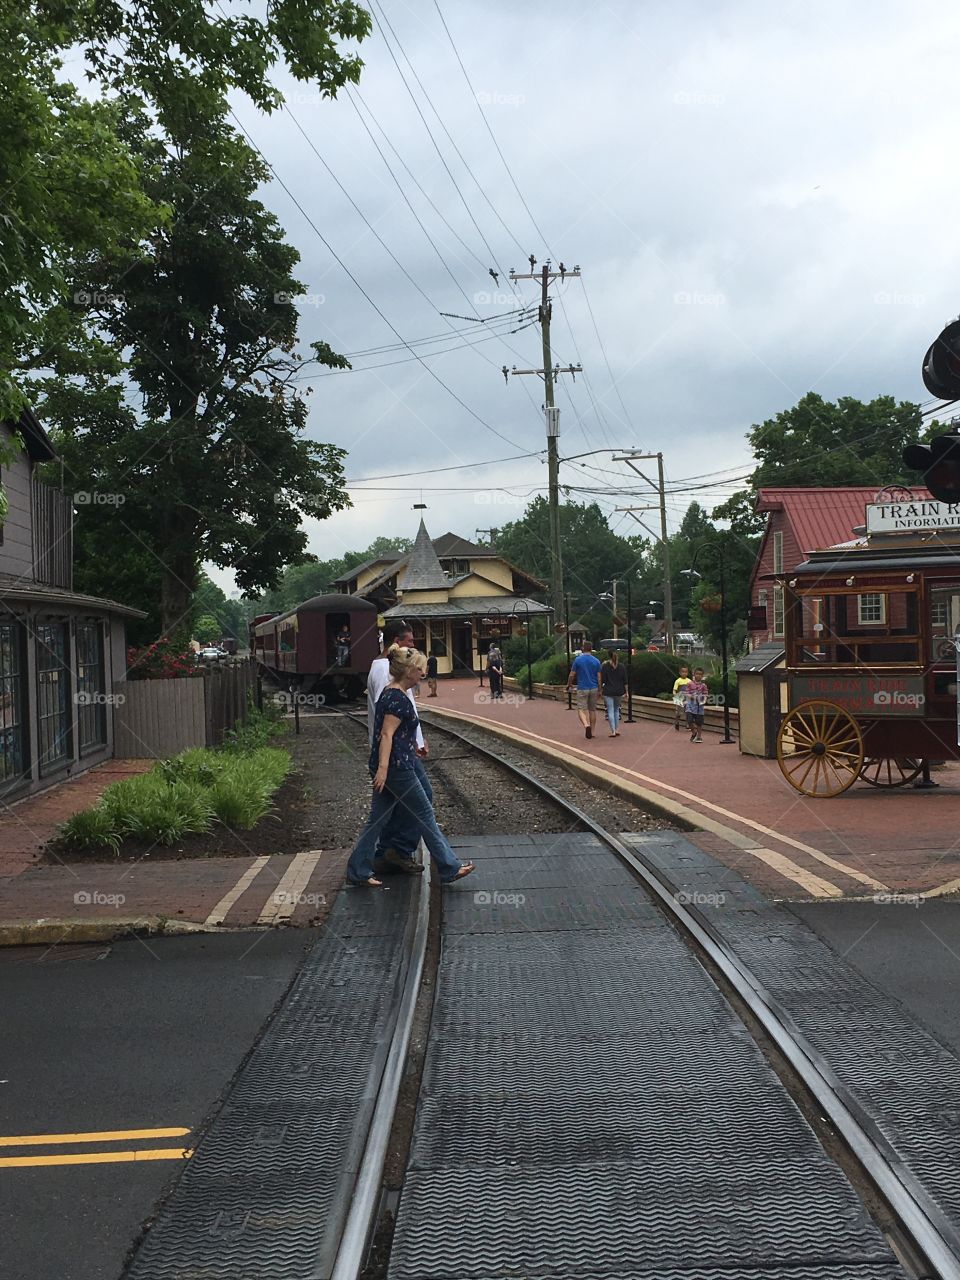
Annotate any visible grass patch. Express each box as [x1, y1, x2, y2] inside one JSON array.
[[58, 729, 293, 855]]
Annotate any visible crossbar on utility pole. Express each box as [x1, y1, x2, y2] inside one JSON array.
[[504, 256, 581, 632], [613, 451, 674, 654]]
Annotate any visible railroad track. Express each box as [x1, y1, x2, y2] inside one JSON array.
[[125, 706, 959, 1280]]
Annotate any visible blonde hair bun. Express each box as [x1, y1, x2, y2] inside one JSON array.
[[388, 645, 428, 680]]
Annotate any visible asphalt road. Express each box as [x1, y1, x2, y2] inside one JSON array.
[[0, 930, 313, 1280], [792, 900, 960, 1054]]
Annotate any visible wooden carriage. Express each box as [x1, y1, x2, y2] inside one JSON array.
[[776, 510, 960, 796]]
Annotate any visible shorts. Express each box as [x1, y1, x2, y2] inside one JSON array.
[[685, 709, 704, 726], [577, 688, 599, 713]]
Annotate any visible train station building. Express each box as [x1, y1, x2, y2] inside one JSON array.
[[333, 519, 551, 676]]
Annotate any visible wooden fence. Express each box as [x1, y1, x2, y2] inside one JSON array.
[[113, 660, 258, 758]]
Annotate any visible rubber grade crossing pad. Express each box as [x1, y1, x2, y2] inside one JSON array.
[[123, 880, 417, 1280], [627, 831, 960, 1236], [389, 833, 907, 1280]]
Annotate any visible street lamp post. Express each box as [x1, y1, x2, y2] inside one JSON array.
[[514, 598, 533, 700], [681, 539, 734, 745], [564, 592, 573, 711], [625, 575, 634, 723]]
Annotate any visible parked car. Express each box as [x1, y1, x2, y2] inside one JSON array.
[[198, 645, 226, 663]]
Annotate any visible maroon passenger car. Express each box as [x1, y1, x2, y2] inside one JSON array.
[[250, 594, 379, 700]]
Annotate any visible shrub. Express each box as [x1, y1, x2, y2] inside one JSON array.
[[59, 806, 121, 853], [57, 742, 293, 853], [126, 636, 201, 680], [706, 671, 739, 708], [502, 633, 555, 677], [627, 651, 687, 697], [222, 701, 289, 751]]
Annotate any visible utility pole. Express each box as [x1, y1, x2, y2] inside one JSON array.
[[607, 577, 621, 639], [613, 451, 675, 654], [503, 256, 581, 630]]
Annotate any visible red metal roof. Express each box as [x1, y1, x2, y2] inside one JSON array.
[[756, 486, 933, 555]]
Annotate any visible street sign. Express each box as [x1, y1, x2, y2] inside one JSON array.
[[792, 674, 925, 716], [865, 499, 960, 535]]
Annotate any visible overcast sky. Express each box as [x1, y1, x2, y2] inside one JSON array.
[[216, 0, 960, 592]]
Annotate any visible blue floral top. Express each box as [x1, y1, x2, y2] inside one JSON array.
[[369, 686, 419, 772]]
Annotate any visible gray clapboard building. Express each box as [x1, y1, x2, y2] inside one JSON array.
[[0, 407, 144, 798]]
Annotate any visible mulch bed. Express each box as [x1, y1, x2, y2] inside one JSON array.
[[44, 771, 314, 863]]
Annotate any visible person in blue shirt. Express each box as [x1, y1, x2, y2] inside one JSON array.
[[347, 646, 476, 888], [566, 639, 602, 740]]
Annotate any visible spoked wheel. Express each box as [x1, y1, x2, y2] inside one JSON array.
[[776, 700, 865, 797], [859, 756, 923, 788]]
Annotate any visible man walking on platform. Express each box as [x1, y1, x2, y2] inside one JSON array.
[[567, 639, 602, 740], [366, 620, 430, 873]]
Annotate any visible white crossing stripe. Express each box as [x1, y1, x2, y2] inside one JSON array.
[[204, 856, 270, 927], [257, 851, 324, 926]]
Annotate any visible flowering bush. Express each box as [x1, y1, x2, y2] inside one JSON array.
[[126, 636, 201, 680]]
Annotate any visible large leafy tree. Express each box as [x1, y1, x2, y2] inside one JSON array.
[[41, 111, 351, 636], [495, 498, 645, 606], [714, 393, 930, 535], [3, 1, 370, 417]]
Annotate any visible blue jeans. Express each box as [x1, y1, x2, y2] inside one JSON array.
[[604, 695, 621, 731], [348, 766, 463, 884], [376, 759, 432, 859]]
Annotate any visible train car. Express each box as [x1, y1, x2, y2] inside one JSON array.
[[250, 594, 380, 700]]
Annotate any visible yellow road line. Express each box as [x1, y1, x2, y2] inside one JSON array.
[[257, 850, 323, 926], [0, 1148, 192, 1168], [204, 855, 270, 927], [428, 707, 880, 897], [0, 1127, 190, 1147]]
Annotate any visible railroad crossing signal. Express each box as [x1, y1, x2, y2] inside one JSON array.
[[921, 320, 960, 400], [902, 430, 960, 504]]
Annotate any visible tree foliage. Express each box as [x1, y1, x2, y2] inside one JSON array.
[[713, 392, 932, 535], [40, 111, 351, 636], [257, 536, 413, 614]]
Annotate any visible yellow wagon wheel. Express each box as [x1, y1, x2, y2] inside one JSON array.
[[777, 700, 864, 797], [859, 757, 923, 788]]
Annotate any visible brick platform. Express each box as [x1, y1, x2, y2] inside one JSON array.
[[424, 680, 960, 900]]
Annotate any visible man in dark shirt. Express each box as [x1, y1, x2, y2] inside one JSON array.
[[426, 652, 438, 697]]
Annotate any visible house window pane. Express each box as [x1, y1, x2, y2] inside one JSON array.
[[35, 622, 71, 773], [429, 621, 447, 657], [773, 586, 785, 637], [0, 622, 27, 789], [857, 593, 885, 625], [772, 531, 783, 574], [76, 621, 107, 753]]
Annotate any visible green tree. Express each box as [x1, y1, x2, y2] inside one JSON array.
[[41, 111, 350, 637], [3, 1, 370, 418], [713, 393, 932, 535], [495, 498, 646, 610], [194, 614, 221, 644]]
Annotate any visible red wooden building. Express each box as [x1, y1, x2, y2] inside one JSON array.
[[748, 487, 933, 649]]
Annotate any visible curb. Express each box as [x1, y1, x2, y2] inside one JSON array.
[[0, 916, 208, 947]]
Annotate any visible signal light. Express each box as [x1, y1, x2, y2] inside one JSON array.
[[922, 320, 960, 399], [902, 431, 960, 504]]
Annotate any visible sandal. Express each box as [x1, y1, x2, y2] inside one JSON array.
[[447, 861, 476, 883]]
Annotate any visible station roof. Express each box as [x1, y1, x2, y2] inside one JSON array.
[[756, 486, 934, 555], [382, 596, 551, 620]]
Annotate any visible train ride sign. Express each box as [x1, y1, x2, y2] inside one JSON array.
[[865, 499, 960, 534], [792, 674, 925, 716]]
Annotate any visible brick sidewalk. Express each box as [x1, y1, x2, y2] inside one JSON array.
[[424, 680, 960, 900], [0, 761, 153, 877], [0, 760, 352, 939]]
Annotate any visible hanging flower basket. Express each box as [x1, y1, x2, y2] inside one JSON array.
[[699, 595, 723, 614]]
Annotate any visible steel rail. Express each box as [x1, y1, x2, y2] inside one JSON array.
[[327, 809, 431, 1280], [418, 709, 960, 1280]]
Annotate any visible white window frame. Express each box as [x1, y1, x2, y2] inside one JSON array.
[[857, 593, 886, 626], [772, 586, 785, 638], [772, 530, 784, 575]]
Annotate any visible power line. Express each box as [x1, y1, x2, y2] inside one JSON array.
[[347, 448, 544, 484], [226, 107, 526, 453]]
